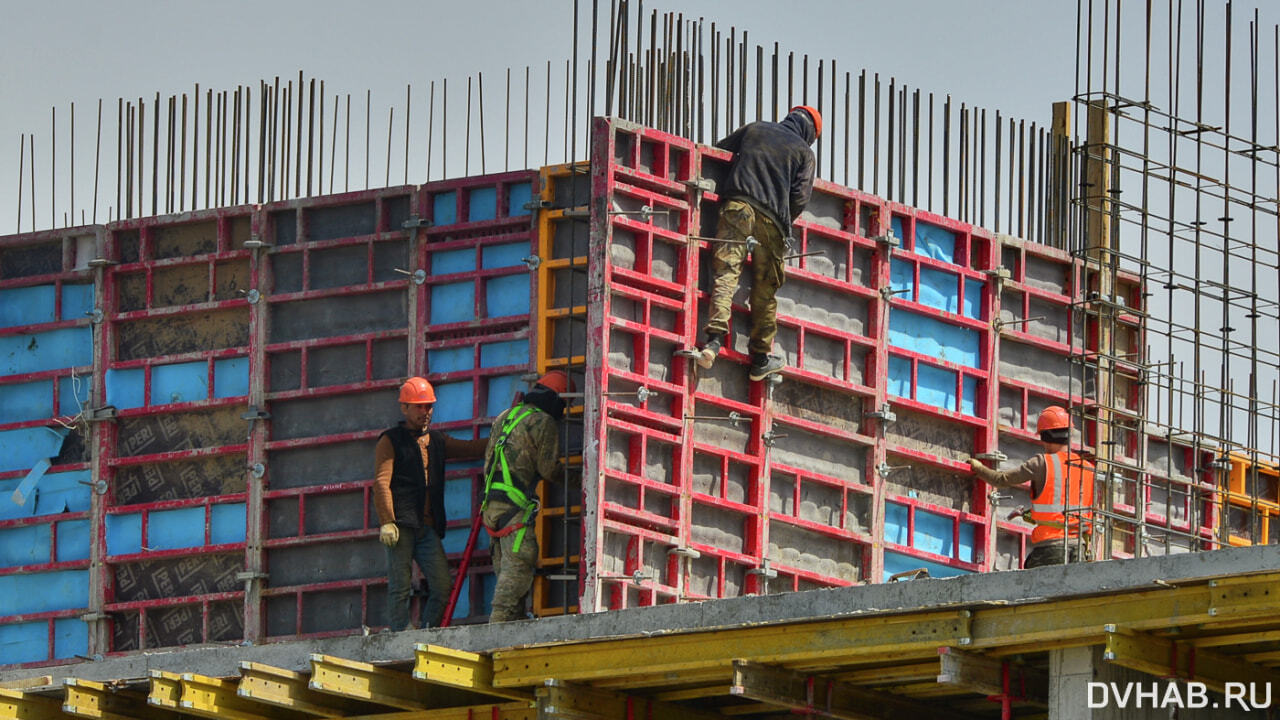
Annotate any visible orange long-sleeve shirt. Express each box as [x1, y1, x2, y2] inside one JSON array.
[[373, 431, 487, 527]]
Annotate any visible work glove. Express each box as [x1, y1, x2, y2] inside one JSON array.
[[967, 457, 985, 472], [379, 523, 400, 547]]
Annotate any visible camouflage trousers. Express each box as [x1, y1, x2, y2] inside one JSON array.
[[483, 499, 538, 623], [703, 199, 787, 356]]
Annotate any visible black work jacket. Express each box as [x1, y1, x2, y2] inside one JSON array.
[[713, 108, 817, 238], [380, 424, 448, 536]]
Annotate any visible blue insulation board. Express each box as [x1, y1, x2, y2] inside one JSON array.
[[893, 217, 957, 263], [468, 187, 497, 222], [887, 309, 980, 368], [485, 274, 529, 318], [0, 426, 68, 474], [481, 243, 528, 270], [0, 379, 55, 423], [104, 367, 145, 410], [0, 523, 51, 567], [887, 355, 979, 415], [213, 357, 249, 398], [0, 618, 88, 665], [427, 346, 473, 375], [0, 286, 56, 327], [58, 374, 91, 416], [0, 470, 89, 520], [507, 182, 533, 217], [1, 284, 92, 328], [433, 192, 457, 225], [480, 339, 528, 368], [430, 283, 475, 325], [486, 375, 521, 417], [432, 248, 476, 276], [62, 284, 95, 320], [884, 504, 975, 564], [151, 360, 207, 405], [882, 552, 972, 583], [0, 518, 90, 569], [431, 381, 473, 424], [104, 502, 246, 555], [0, 569, 89, 615], [0, 326, 92, 376], [889, 256, 983, 321]]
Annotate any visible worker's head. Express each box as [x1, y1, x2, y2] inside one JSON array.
[[533, 369, 574, 396], [1036, 405, 1071, 446], [399, 377, 436, 430], [789, 105, 822, 142]]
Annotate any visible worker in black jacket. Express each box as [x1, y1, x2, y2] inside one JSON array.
[[697, 105, 819, 381]]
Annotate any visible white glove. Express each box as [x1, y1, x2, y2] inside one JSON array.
[[379, 523, 400, 547]]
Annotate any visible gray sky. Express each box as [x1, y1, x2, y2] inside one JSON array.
[[0, 0, 1083, 233]]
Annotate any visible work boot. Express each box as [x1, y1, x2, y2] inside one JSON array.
[[696, 334, 723, 369], [748, 353, 784, 381]]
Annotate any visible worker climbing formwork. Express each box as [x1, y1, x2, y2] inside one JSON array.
[[697, 106, 821, 382]]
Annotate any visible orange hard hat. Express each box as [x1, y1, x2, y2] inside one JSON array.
[[535, 370, 574, 395], [791, 105, 822, 138], [1036, 406, 1071, 433], [399, 377, 437, 404]]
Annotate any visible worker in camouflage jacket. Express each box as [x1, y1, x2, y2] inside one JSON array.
[[480, 370, 569, 622], [697, 105, 820, 381]]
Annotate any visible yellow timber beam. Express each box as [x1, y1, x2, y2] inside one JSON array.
[[238, 662, 376, 718], [178, 673, 306, 720], [1103, 626, 1280, 696], [491, 610, 972, 687], [935, 647, 1047, 707], [0, 688, 64, 720], [537, 680, 727, 720], [338, 702, 537, 720], [969, 573, 1280, 650], [730, 660, 982, 720], [145, 673, 182, 712], [0, 680, 50, 692], [62, 678, 174, 720], [413, 645, 532, 702], [309, 653, 488, 711]]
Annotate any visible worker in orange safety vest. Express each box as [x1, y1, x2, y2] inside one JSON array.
[[968, 405, 1096, 568]]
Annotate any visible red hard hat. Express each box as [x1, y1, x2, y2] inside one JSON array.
[[399, 377, 437, 404], [535, 370, 574, 395], [1036, 406, 1071, 433], [791, 105, 822, 138]]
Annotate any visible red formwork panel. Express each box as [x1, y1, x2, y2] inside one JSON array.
[[579, 117, 1143, 611], [97, 206, 259, 652], [260, 173, 538, 637], [0, 226, 99, 667]]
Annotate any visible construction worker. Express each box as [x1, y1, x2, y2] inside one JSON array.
[[480, 370, 569, 622], [697, 105, 820, 381], [374, 377, 487, 631], [968, 406, 1096, 568]]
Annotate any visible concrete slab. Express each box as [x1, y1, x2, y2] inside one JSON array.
[[10, 543, 1279, 685]]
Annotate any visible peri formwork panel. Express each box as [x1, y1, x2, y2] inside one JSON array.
[[0, 226, 100, 667]]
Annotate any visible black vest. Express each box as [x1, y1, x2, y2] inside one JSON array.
[[380, 424, 447, 536]]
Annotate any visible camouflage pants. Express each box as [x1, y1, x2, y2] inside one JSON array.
[[703, 199, 787, 356], [483, 500, 538, 623]]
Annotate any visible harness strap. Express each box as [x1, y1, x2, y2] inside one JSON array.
[[481, 405, 540, 552]]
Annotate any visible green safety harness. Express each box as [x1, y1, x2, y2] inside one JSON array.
[[480, 404, 540, 553]]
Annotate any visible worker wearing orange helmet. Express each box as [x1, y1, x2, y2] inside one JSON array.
[[374, 376, 486, 631], [480, 370, 571, 622], [968, 405, 1096, 568], [698, 105, 820, 381]]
